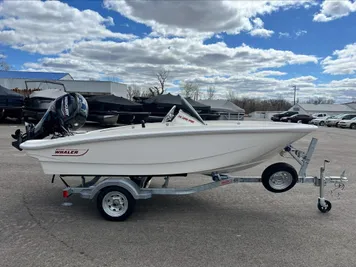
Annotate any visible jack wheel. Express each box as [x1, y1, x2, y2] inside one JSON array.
[[261, 162, 298, 193], [97, 186, 135, 221], [317, 199, 332, 213]]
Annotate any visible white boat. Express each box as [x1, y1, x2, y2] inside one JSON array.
[[13, 92, 317, 176], [11, 92, 349, 221]]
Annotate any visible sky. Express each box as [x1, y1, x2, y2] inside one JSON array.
[[0, 0, 356, 103]]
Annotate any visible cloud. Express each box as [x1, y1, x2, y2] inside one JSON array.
[[0, 53, 5, 59], [278, 30, 307, 39], [295, 30, 307, 37], [321, 43, 356, 75], [249, 29, 274, 38], [249, 18, 274, 38], [23, 38, 318, 80], [313, 0, 356, 22], [22, 36, 320, 101], [0, 0, 136, 55], [253, 71, 288, 77], [104, 0, 314, 38], [279, 32, 291, 38]]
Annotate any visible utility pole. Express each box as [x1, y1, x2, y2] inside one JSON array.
[[292, 85, 297, 105]]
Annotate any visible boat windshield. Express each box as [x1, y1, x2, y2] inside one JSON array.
[[179, 95, 206, 125]]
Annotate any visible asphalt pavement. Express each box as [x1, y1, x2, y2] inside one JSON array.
[[0, 123, 355, 267]]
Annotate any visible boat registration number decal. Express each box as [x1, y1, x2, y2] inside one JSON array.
[[52, 149, 89, 156], [177, 115, 195, 123]]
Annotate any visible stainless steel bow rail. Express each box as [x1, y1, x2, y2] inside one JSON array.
[[56, 137, 348, 221]]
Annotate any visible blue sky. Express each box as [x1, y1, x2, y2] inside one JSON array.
[[1, 0, 356, 103]]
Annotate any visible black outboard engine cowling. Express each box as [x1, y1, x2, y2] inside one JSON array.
[[12, 93, 88, 151]]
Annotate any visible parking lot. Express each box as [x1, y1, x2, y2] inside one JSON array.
[[0, 123, 355, 267]]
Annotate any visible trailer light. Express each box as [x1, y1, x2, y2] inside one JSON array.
[[63, 189, 70, 198]]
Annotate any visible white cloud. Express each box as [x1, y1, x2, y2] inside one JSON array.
[[320, 78, 356, 88], [21, 36, 320, 102], [249, 28, 274, 38], [279, 32, 291, 38], [23, 38, 318, 80], [254, 71, 288, 77], [313, 0, 356, 22], [0, 0, 136, 55], [321, 43, 356, 75], [104, 0, 314, 38], [249, 18, 274, 38], [295, 30, 307, 37], [0, 53, 5, 59], [279, 30, 307, 39]]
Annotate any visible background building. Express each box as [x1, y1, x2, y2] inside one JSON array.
[[0, 70, 128, 97], [288, 103, 356, 115], [199, 99, 245, 120]]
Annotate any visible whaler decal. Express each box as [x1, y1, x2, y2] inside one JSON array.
[[52, 149, 89, 156]]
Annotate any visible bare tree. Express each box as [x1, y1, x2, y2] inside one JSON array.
[[132, 86, 142, 98], [225, 89, 237, 100], [157, 69, 169, 93], [148, 86, 160, 96], [127, 84, 146, 100], [0, 59, 10, 71], [304, 97, 335, 104], [207, 86, 216, 100], [231, 97, 292, 114], [127, 85, 135, 100], [181, 82, 200, 100], [149, 68, 170, 96]]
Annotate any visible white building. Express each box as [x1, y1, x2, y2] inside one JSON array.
[[288, 103, 356, 116], [0, 70, 128, 97], [249, 111, 281, 120], [199, 99, 245, 120]]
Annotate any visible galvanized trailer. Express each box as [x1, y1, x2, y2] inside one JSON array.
[[55, 138, 348, 221]]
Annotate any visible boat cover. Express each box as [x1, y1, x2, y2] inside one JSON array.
[[87, 95, 144, 112], [0, 85, 24, 107], [143, 93, 211, 111], [199, 99, 245, 113]]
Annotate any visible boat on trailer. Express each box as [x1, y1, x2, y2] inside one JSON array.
[[11, 92, 348, 221]]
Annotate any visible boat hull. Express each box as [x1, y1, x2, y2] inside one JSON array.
[[20, 121, 317, 176]]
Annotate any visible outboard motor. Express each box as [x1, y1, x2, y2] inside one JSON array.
[[11, 92, 88, 151]]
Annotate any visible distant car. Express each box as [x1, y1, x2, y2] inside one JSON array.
[[310, 116, 333, 126], [337, 117, 356, 129], [326, 114, 356, 127], [271, 111, 298, 121], [280, 114, 314, 124], [311, 113, 328, 119]]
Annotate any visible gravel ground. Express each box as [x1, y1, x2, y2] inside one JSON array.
[[0, 123, 355, 267]]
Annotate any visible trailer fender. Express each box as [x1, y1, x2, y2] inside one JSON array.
[[88, 178, 152, 200]]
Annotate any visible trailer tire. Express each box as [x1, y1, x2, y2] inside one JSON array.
[[317, 199, 332, 213], [97, 186, 135, 221], [261, 162, 298, 193]]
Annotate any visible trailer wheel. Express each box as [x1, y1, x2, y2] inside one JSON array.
[[261, 162, 298, 193], [97, 186, 135, 221], [317, 199, 332, 213]]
